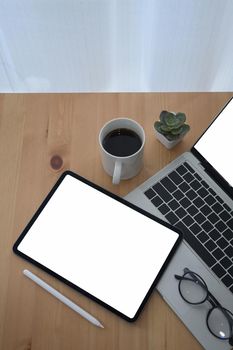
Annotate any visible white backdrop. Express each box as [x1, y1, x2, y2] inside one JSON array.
[[1, 0, 233, 92]]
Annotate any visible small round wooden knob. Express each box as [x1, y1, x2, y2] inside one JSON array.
[[50, 155, 63, 170]]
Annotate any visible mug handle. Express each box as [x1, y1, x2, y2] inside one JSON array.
[[112, 160, 122, 185]]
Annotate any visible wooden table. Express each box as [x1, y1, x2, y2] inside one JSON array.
[[0, 92, 232, 350]]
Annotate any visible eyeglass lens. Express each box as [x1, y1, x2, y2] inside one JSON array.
[[207, 307, 232, 339], [179, 271, 207, 304]]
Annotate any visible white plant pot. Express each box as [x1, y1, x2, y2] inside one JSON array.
[[155, 130, 185, 149]]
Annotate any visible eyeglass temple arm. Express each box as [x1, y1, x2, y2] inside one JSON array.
[[174, 274, 182, 280]]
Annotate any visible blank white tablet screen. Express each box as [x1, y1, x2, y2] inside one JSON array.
[[17, 174, 178, 319]]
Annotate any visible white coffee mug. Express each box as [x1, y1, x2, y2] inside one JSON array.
[[99, 118, 145, 184]]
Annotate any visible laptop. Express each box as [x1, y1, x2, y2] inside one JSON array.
[[125, 97, 233, 350]]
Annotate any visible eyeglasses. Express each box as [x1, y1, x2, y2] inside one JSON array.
[[175, 268, 233, 345]]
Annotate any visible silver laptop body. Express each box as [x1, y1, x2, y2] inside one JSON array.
[[125, 99, 233, 350]]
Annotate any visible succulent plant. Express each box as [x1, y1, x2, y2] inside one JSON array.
[[154, 111, 190, 141]]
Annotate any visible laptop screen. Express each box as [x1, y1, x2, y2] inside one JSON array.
[[193, 97, 233, 188]]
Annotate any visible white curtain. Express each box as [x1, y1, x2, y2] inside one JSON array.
[[0, 0, 233, 92]]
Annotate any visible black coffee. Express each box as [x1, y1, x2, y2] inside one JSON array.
[[103, 128, 142, 157]]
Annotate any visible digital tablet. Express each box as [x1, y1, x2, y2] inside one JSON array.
[[13, 171, 182, 322]]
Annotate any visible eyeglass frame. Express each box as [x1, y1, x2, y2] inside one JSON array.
[[174, 267, 233, 345]]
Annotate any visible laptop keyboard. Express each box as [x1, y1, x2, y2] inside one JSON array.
[[144, 162, 233, 293]]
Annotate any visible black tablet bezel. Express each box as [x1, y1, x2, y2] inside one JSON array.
[[13, 170, 182, 322]]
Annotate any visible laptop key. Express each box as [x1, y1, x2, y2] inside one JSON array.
[[223, 203, 231, 212], [179, 182, 190, 193], [161, 177, 177, 193], [189, 223, 202, 235], [158, 203, 170, 215], [217, 237, 228, 249], [212, 264, 226, 278], [183, 172, 195, 183], [193, 197, 205, 208], [182, 215, 195, 227], [216, 195, 224, 204], [189, 179, 202, 191], [168, 199, 180, 211], [175, 221, 216, 267], [201, 180, 209, 189], [152, 183, 173, 202], [209, 229, 221, 241], [226, 217, 233, 230], [207, 213, 219, 225], [168, 171, 183, 185], [165, 212, 179, 225], [205, 240, 217, 252], [151, 196, 163, 207], [197, 187, 209, 198], [200, 204, 212, 216], [180, 197, 191, 208], [194, 172, 202, 181], [222, 274, 233, 288], [187, 205, 198, 216], [212, 202, 223, 214], [144, 188, 156, 200], [215, 221, 227, 233], [220, 256, 232, 270], [176, 165, 187, 176], [227, 266, 233, 278], [219, 210, 231, 222], [209, 188, 216, 196], [212, 248, 224, 260], [173, 189, 184, 201], [197, 231, 209, 243], [186, 189, 198, 200], [204, 194, 216, 206], [222, 228, 233, 241], [184, 162, 195, 173], [201, 221, 214, 233], [194, 213, 206, 225], [175, 207, 187, 219], [224, 245, 233, 259]]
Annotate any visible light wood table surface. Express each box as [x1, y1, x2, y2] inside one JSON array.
[[0, 92, 232, 350]]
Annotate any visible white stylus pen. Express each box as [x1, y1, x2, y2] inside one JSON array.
[[23, 269, 104, 328]]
